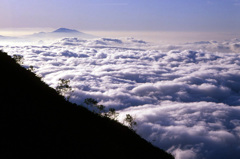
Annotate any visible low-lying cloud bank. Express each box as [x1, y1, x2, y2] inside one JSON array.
[[1, 37, 240, 159], [154, 38, 240, 53]]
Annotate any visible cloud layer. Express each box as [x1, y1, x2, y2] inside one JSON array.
[[1, 37, 240, 159]]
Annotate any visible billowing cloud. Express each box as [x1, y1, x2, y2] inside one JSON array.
[[2, 37, 240, 159], [119, 101, 240, 159]]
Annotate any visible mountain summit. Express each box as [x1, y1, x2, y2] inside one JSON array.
[[25, 28, 95, 39], [52, 28, 80, 33]]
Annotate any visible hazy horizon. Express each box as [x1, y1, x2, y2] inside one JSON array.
[[0, 27, 239, 44], [1, 0, 240, 44]]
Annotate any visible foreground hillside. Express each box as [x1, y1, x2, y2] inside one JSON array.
[[0, 50, 174, 159]]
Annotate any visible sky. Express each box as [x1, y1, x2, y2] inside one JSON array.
[[1, 0, 240, 33]]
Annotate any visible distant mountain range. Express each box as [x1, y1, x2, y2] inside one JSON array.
[[0, 28, 95, 41], [0, 35, 17, 40], [26, 28, 95, 39]]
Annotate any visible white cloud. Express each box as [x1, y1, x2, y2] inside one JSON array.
[[2, 37, 240, 159], [120, 101, 240, 159]]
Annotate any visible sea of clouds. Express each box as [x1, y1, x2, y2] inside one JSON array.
[[1, 37, 240, 159]]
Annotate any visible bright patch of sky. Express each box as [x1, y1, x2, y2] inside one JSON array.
[[0, 0, 240, 32]]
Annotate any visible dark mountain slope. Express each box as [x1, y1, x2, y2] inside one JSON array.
[[0, 50, 174, 159]]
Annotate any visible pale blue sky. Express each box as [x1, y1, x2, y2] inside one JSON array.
[[0, 0, 240, 32]]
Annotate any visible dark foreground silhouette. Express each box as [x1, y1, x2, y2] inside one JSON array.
[[0, 50, 174, 159]]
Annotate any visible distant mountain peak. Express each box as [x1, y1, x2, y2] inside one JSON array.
[[53, 28, 80, 33]]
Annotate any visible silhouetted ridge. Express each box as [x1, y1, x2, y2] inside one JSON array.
[[0, 50, 174, 159]]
